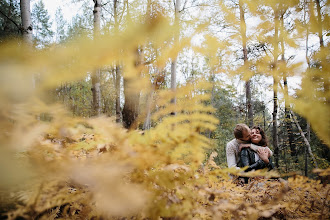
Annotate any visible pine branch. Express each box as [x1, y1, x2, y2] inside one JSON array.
[[0, 9, 21, 33]]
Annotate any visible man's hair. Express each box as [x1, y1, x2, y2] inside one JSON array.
[[234, 124, 249, 139]]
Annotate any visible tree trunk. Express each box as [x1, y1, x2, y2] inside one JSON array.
[[272, 9, 279, 168], [171, 59, 177, 101], [122, 48, 142, 129], [315, 0, 323, 47], [305, 122, 310, 176], [170, 0, 181, 107], [291, 111, 318, 168], [115, 65, 121, 123], [20, 0, 32, 45], [142, 0, 153, 130], [284, 77, 297, 160], [114, 0, 118, 30], [122, 79, 140, 129], [273, 80, 279, 168], [143, 71, 163, 130], [114, 0, 121, 122], [208, 71, 216, 138], [239, 0, 253, 128], [304, 2, 310, 176], [91, 69, 101, 116], [280, 12, 297, 163], [314, 0, 329, 105], [92, 0, 102, 116], [245, 81, 253, 127], [143, 91, 153, 130]]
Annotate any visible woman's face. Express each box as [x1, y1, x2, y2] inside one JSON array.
[[251, 129, 262, 144]]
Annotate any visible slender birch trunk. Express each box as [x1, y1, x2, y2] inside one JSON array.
[[142, 0, 153, 130], [170, 0, 181, 107], [272, 8, 279, 168], [20, 0, 32, 45], [208, 71, 216, 138], [143, 70, 164, 130], [280, 11, 297, 163], [239, 0, 253, 128], [305, 122, 310, 176], [304, 0, 310, 176], [115, 65, 121, 122], [143, 91, 153, 130], [291, 111, 318, 168], [122, 48, 142, 129], [315, 0, 324, 47], [314, 0, 329, 105], [114, 0, 121, 122], [20, 0, 36, 89], [121, 1, 143, 129], [92, 0, 102, 116]]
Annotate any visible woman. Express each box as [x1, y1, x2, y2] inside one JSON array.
[[239, 126, 274, 172]]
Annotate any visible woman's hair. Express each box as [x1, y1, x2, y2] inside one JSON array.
[[252, 126, 268, 147]]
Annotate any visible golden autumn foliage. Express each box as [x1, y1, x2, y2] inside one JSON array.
[[0, 1, 329, 219]]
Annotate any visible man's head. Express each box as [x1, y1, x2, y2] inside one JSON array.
[[234, 124, 251, 142]]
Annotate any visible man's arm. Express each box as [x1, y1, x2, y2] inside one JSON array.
[[242, 148, 270, 172], [265, 147, 273, 156], [250, 144, 273, 156], [226, 141, 238, 168]]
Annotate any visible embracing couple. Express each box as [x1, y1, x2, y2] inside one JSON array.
[[226, 124, 274, 172]]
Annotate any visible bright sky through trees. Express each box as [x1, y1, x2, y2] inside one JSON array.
[[40, 0, 80, 23]]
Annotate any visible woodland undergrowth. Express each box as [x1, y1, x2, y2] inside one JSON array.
[[0, 87, 328, 220]]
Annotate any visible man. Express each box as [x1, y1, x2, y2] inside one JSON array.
[[226, 124, 271, 169]]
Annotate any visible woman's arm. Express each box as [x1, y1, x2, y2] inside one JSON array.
[[241, 148, 270, 172], [265, 146, 273, 156], [245, 159, 267, 172]]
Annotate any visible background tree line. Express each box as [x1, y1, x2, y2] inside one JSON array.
[[0, 0, 329, 177]]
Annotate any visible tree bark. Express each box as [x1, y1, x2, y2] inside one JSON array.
[[142, 0, 153, 130], [291, 111, 318, 168], [315, 0, 323, 47], [122, 80, 140, 129], [239, 0, 253, 128], [314, 0, 329, 105], [92, 0, 102, 116], [143, 91, 153, 130], [305, 122, 310, 176], [143, 71, 165, 130], [284, 77, 296, 157], [284, 77, 297, 160], [170, 0, 181, 107], [272, 80, 279, 168], [115, 65, 121, 122], [272, 9, 279, 168], [280, 12, 297, 163], [304, 2, 310, 176], [20, 0, 32, 45], [122, 48, 142, 129], [114, 0, 122, 122]]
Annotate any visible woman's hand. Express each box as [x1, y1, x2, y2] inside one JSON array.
[[239, 143, 251, 152], [257, 148, 269, 164]]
